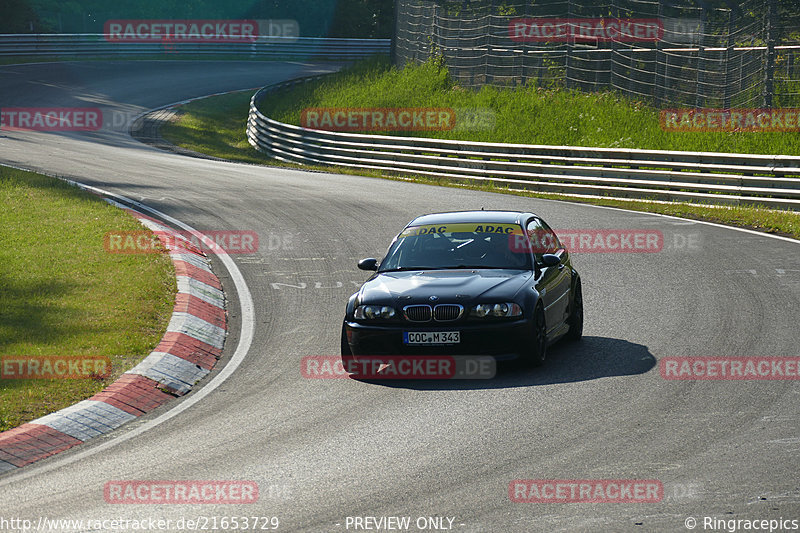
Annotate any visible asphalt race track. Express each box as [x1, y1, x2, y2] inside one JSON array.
[[1, 61, 800, 532]]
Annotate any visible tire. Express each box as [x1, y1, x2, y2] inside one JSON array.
[[526, 303, 548, 367], [566, 277, 584, 341]]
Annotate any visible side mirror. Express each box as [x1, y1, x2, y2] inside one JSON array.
[[358, 258, 378, 271], [540, 254, 561, 268]]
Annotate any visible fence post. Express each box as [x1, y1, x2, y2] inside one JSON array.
[[694, 8, 707, 109], [485, 0, 493, 86], [565, 0, 573, 90], [723, 7, 735, 109], [521, 0, 530, 86], [391, 0, 399, 65], [762, 0, 777, 108], [653, 0, 664, 107], [609, 2, 619, 94], [431, 0, 439, 64]]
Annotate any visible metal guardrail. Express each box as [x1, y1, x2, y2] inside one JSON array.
[[247, 76, 800, 210], [0, 34, 390, 59]]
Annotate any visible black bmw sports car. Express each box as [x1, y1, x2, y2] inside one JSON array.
[[342, 210, 583, 366]]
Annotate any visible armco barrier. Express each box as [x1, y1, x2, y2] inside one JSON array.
[[246, 77, 800, 210], [0, 34, 389, 60]]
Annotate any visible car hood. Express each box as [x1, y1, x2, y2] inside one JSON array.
[[359, 269, 532, 305]]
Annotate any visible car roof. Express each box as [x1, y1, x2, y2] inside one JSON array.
[[407, 210, 534, 227]]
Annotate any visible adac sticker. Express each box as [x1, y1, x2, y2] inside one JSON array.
[[399, 223, 521, 238]]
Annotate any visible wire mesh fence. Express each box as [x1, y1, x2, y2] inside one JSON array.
[[394, 0, 800, 108]]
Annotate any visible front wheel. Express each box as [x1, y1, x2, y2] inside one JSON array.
[[566, 278, 583, 341], [525, 304, 547, 367]]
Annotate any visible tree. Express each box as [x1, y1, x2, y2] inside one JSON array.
[[0, 0, 45, 32]]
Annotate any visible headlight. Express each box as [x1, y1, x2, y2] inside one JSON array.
[[354, 305, 396, 320], [470, 302, 522, 318]]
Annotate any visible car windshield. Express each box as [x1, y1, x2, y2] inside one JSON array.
[[379, 223, 531, 272]]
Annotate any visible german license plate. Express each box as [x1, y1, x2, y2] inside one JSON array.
[[403, 331, 460, 345]]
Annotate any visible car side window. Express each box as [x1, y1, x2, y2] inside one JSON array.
[[526, 218, 561, 261], [539, 219, 563, 252]]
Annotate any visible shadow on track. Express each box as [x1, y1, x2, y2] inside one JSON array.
[[349, 336, 657, 390]]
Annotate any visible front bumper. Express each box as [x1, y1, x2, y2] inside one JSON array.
[[344, 317, 534, 360]]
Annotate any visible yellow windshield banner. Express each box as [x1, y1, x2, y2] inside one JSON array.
[[399, 223, 522, 238]]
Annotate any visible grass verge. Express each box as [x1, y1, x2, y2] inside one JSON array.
[[159, 58, 800, 240], [0, 166, 176, 432], [259, 56, 800, 155]]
